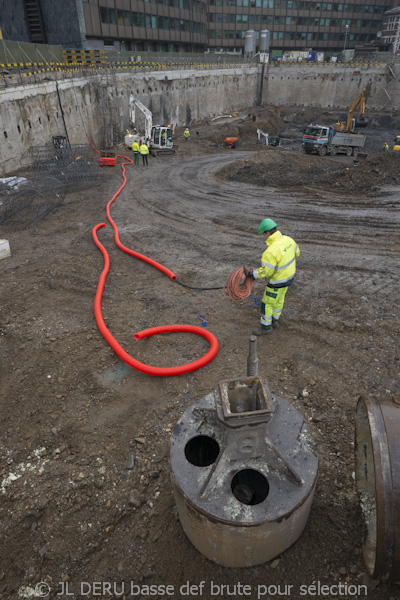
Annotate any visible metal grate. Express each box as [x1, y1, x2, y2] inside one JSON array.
[[0, 144, 108, 228]]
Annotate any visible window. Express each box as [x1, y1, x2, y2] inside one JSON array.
[[262, 15, 273, 23], [100, 7, 108, 23], [109, 9, 116, 24]]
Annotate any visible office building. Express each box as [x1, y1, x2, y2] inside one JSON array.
[[0, 0, 395, 54]]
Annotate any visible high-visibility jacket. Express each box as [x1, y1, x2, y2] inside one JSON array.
[[132, 141, 140, 152], [139, 143, 149, 155], [253, 230, 300, 288], [184, 129, 190, 138]]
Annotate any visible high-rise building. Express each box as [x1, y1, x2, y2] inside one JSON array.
[[0, 0, 394, 54]]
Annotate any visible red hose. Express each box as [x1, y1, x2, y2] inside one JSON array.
[[92, 223, 219, 376], [106, 153, 178, 280]]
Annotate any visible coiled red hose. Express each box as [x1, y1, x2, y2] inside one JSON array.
[[224, 267, 253, 300], [92, 148, 219, 377]]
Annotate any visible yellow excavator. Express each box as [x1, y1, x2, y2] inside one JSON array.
[[334, 88, 368, 133]]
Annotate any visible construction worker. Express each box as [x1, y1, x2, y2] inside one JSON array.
[[383, 142, 389, 152], [184, 128, 190, 142], [132, 139, 140, 164], [139, 141, 149, 166], [244, 219, 300, 336]]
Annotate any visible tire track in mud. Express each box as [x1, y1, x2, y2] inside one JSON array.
[[120, 153, 400, 299]]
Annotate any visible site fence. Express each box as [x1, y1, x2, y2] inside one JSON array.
[[1, 38, 397, 90]]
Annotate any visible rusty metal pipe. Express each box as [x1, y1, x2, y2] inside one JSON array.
[[247, 335, 259, 377]]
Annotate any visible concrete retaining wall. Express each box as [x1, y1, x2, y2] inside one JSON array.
[[0, 64, 396, 177], [263, 64, 391, 110]]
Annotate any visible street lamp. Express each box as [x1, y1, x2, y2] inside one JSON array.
[[343, 24, 349, 51]]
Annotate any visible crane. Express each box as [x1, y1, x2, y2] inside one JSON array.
[[334, 88, 368, 133], [124, 94, 174, 156]]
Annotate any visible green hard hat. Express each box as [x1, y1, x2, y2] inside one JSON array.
[[258, 218, 277, 234]]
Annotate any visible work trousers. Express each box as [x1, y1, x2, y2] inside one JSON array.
[[260, 285, 288, 328], [133, 152, 140, 165], [141, 154, 148, 165]]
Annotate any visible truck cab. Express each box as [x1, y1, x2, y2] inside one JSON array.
[[302, 125, 330, 154]]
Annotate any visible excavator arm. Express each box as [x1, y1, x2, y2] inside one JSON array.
[[129, 94, 153, 142], [345, 88, 367, 132], [335, 88, 368, 133]]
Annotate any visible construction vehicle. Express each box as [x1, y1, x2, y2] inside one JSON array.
[[393, 136, 400, 151], [302, 88, 369, 157], [124, 95, 174, 157], [302, 123, 366, 157], [223, 137, 239, 149], [257, 129, 280, 146], [334, 88, 368, 133]]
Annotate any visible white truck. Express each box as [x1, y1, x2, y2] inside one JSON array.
[[124, 95, 174, 156], [302, 124, 366, 157]]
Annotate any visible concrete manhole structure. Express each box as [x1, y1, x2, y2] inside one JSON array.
[[170, 373, 319, 567]]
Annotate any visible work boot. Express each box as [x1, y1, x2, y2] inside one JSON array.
[[272, 319, 279, 329], [252, 326, 273, 336]]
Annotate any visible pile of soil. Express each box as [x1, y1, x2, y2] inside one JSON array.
[[216, 149, 400, 196], [174, 107, 285, 154], [208, 111, 285, 145]]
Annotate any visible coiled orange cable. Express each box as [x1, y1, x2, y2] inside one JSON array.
[[224, 267, 254, 300]]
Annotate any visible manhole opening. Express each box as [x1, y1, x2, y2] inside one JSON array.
[[184, 435, 220, 467], [231, 469, 269, 505], [227, 380, 266, 414]]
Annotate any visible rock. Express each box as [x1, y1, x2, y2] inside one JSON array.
[[125, 453, 135, 470], [270, 559, 280, 569], [129, 490, 141, 508], [151, 531, 161, 543]]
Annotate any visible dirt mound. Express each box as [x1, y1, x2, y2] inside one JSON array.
[[216, 148, 400, 195], [208, 110, 285, 145]]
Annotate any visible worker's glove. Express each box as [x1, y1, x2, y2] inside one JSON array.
[[243, 267, 255, 279]]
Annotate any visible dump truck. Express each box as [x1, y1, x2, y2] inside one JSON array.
[[302, 124, 366, 157]]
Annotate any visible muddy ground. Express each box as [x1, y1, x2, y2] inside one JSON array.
[[1, 106, 400, 600]]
